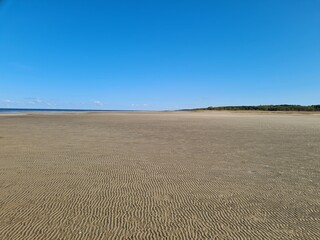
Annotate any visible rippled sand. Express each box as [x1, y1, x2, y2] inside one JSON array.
[[0, 111, 319, 239]]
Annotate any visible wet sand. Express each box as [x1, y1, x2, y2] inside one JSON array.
[[0, 111, 319, 239]]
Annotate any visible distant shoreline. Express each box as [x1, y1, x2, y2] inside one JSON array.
[[0, 108, 139, 114]]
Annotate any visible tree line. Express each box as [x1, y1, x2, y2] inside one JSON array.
[[187, 105, 320, 112]]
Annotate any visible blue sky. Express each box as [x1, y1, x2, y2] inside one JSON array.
[[0, 0, 319, 110]]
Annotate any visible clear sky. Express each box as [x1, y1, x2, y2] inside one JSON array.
[[0, 0, 319, 110]]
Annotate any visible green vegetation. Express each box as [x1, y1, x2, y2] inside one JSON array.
[[188, 105, 320, 112]]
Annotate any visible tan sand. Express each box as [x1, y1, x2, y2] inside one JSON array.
[[0, 111, 319, 239]]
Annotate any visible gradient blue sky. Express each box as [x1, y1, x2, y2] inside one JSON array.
[[0, 0, 319, 110]]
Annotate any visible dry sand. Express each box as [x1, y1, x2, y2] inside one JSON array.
[[0, 111, 319, 239]]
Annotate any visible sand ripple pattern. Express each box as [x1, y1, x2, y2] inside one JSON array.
[[0, 112, 319, 239]]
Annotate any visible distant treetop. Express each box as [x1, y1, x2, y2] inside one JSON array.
[[187, 105, 320, 112]]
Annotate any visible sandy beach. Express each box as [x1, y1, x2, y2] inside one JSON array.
[[0, 111, 319, 239]]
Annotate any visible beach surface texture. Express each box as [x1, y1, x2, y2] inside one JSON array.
[[0, 111, 319, 239]]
